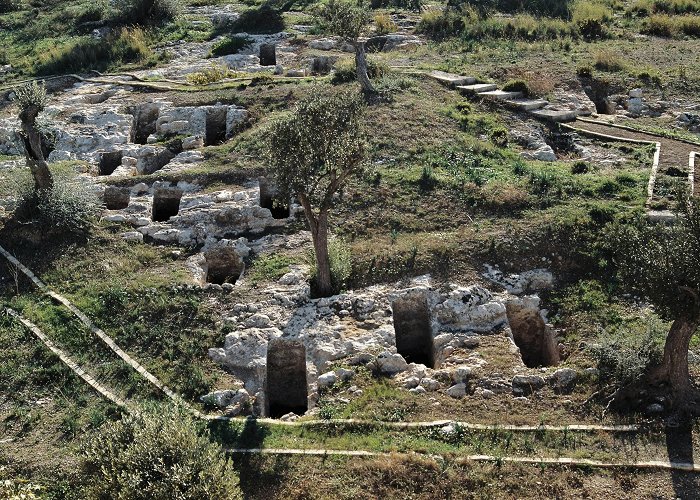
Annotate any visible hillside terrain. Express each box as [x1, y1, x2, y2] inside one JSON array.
[[1, 0, 700, 498]]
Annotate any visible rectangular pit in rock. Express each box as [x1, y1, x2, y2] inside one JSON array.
[[266, 339, 308, 418], [205, 108, 228, 146], [151, 187, 183, 222], [130, 104, 160, 145], [392, 295, 435, 368], [99, 151, 123, 176], [204, 248, 244, 285], [103, 186, 130, 210], [258, 176, 290, 219], [505, 303, 560, 368]]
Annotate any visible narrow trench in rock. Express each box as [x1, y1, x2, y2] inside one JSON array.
[[266, 339, 308, 418], [205, 248, 243, 285], [103, 186, 130, 210], [259, 177, 290, 219], [99, 151, 123, 176], [506, 303, 559, 368], [205, 108, 227, 146], [151, 187, 183, 222], [392, 295, 435, 368]]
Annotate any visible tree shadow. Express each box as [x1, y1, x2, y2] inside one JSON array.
[[665, 419, 699, 498]]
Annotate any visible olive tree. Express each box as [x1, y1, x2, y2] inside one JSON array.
[[612, 197, 700, 406], [266, 88, 366, 297], [316, 0, 376, 96], [80, 405, 240, 499], [14, 81, 53, 192]]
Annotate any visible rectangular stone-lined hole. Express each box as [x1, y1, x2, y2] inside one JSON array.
[[131, 105, 160, 145], [505, 303, 559, 368], [152, 187, 183, 222], [99, 151, 123, 176], [205, 108, 227, 146], [392, 295, 435, 368], [205, 248, 243, 285], [103, 186, 130, 210], [266, 339, 308, 419], [259, 176, 290, 219]]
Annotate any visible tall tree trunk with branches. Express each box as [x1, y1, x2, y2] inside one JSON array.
[[299, 194, 333, 297], [18, 104, 52, 192]]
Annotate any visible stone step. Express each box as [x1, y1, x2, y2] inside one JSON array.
[[529, 108, 579, 122], [504, 98, 549, 111], [478, 90, 524, 100], [429, 71, 476, 88], [456, 83, 498, 94]]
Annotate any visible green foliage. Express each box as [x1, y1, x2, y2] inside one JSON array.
[[80, 405, 240, 499], [331, 57, 387, 84], [249, 254, 294, 284], [231, 5, 285, 34], [186, 63, 235, 85], [370, 0, 423, 10], [0, 0, 20, 13], [0, 467, 41, 499], [13, 81, 47, 113], [316, 0, 372, 41], [113, 0, 181, 25], [9, 167, 100, 233], [571, 161, 590, 174], [643, 13, 700, 37], [35, 28, 152, 75], [416, 10, 465, 39], [308, 237, 352, 293], [589, 318, 665, 386], [611, 197, 700, 320], [210, 36, 253, 57], [501, 79, 529, 96], [266, 86, 366, 208], [374, 13, 398, 35]]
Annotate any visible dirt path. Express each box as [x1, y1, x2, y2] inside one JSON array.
[[570, 119, 699, 195]]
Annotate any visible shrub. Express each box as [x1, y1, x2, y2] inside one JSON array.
[[576, 64, 593, 77], [331, 57, 387, 84], [210, 36, 253, 57], [0, 0, 21, 13], [9, 166, 100, 234], [489, 127, 509, 147], [80, 405, 240, 499], [186, 63, 235, 85], [113, 0, 181, 25], [571, 161, 590, 174], [416, 10, 465, 39], [308, 237, 352, 294], [644, 13, 700, 36], [231, 5, 285, 34], [35, 28, 151, 75], [593, 49, 624, 71], [370, 0, 423, 10], [589, 318, 665, 387], [502, 79, 529, 96], [374, 13, 398, 35]]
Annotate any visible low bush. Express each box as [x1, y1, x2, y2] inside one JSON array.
[[571, 161, 590, 174], [374, 13, 398, 35], [644, 13, 700, 36], [331, 58, 387, 84], [593, 48, 625, 71], [9, 166, 100, 234], [186, 63, 235, 85], [501, 79, 529, 96], [231, 5, 285, 34], [80, 405, 240, 499], [630, 0, 700, 15], [209, 35, 253, 57], [113, 0, 181, 25], [416, 10, 465, 39], [35, 28, 151, 75], [370, 0, 423, 10], [0, 0, 21, 13]]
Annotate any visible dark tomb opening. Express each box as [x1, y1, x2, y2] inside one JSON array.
[[259, 176, 290, 219], [392, 295, 435, 368], [266, 339, 308, 418], [205, 108, 228, 146], [103, 186, 130, 210], [130, 104, 160, 145], [259, 43, 277, 66], [99, 151, 123, 176], [152, 187, 183, 222], [205, 248, 244, 285], [506, 303, 559, 368]]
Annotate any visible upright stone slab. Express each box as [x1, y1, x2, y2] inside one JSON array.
[[259, 44, 277, 66]]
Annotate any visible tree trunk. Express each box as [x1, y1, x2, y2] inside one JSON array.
[[18, 105, 53, 192], [649, 287, 700, 400], [311, 210, 333, 298], [298, 194, 333, 297], [354, 41, 377, 96]]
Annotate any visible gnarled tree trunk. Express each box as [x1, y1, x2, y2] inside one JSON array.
[[298, 194, 333, 297], [649, 287, 700, 401], [353, 41, 376, 96], [18, 104, 52, 192]]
